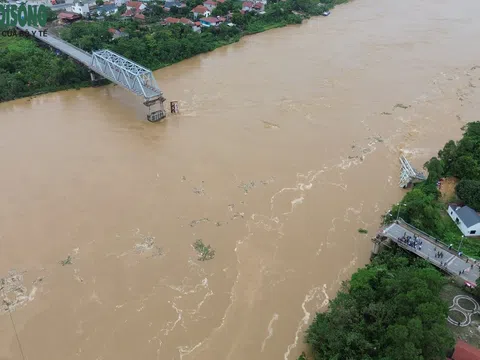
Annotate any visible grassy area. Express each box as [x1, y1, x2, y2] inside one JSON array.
[[441, 283, 480, 348]]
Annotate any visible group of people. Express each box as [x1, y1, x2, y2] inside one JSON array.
[[395, 230, 480, 278], [398, 232, 423, 250]]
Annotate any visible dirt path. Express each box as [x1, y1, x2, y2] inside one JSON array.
[[440, 177, 459, 203]]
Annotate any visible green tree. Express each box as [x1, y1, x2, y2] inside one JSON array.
[[45, 7, 57, 22], [424, 157, 444, 183], [96, 0, 104, 5], [452, 155, 480, 180], [305, 249, 454, 360], [456, 179, 480, 210]]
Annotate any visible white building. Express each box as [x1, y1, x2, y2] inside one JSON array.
[[448, 204, 480, 237], [70, 2, 90, 16]]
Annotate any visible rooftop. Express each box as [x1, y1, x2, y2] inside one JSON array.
[[58, 12, 82, 20], [449, 340, 480, 360], [126, 1, 143, 9], [451, 204, 480, 227], [201, 16, 220, 23], [192, 5, 209, 13]]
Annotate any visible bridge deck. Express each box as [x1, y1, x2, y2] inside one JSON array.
[[17, 25, 163, 102], [17, 25, 92, 66], [382, 222, 479, 284]]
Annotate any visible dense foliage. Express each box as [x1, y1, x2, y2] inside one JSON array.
[[304, 248, 454, 360], [437, 122, 480, 181], [455, 179, 480, 211], [1, 0, 347, 102], [0, 37, 90, 102], [60, 20, 243, 69], [382, 122, 480, 258]]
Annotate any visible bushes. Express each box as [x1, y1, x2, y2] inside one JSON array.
[[305, 248, 454, 360], [432, 122, 480, 181], [456, 179, 480, 211], [0, 37, 89, 102]]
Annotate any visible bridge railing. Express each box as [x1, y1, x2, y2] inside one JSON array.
[[43, 32, 92, 57], [396, 218, 449, 247], [389, 236, 458, 277], [394, 218, 478, 264]]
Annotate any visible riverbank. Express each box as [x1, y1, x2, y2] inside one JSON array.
[[301, 122, 480, 359], [302, 246, 455, 359], [0, 0, 347, 103], [383, 122, 480, 259]]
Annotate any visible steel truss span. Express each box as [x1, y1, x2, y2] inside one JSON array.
[[91, 50, 163, 101]]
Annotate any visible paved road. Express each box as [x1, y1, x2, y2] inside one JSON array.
[[383, 223, 479, 283]]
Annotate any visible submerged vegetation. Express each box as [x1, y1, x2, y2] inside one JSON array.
[[1, 0, 348, 102], [193, 239, 216, 261]]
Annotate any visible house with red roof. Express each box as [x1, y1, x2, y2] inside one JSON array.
[[163, 16, 181, 24], [203, 0, 216, 11], [126, 1, 146, 12], [191, 5, 210, 18], [179, 17, 194, 25], [134, 13, 145, 21], [448, 340, 480, 360], [199, 16, 225, 27], [57, 12, 82, 23], [252, 2, 264, 11], [242, 1, 253, 11]]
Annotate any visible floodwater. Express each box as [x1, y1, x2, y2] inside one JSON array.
[[1, 0, 480, 358]]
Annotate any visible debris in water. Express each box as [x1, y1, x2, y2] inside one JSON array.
[[381, 112, 392, 115], [135, 234, 155, 253], [262, 121, 280, 129], [228, 204, 235, 211], [189, 218, 210, 227], [60, 255, 73, 266], [260, 176, 275, 185], [393, 103, 410, 110], [215, 221, 223, 226], [193, 239, 215, 261], [181, 176, 186, 182], [192, 185, 205, 195], [239, 181, 256, 194], [1, 271, 42, 314], [231, 212, 245, 220]]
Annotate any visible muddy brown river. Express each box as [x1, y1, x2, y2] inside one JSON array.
[[2, 0, 480, 358]]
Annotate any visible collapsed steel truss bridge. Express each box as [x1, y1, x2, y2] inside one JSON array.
[[17, 24, 166, 122]]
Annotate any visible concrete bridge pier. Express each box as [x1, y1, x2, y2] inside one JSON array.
[[145, 96, 167, 123], [371, 234, 389, 259], [90, 71, 102, 86]]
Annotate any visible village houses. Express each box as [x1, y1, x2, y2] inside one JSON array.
[[96, 2, 119, 16], [203, 0, 216, 11], [122, 1, 147, 18], [126, 1, 146, 12], [448, 204, 480, 237], [69, 1, 90, 17], [200, 16, 226, 27], [191, 5, 210, 19], [163, 0, 187, 11]]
